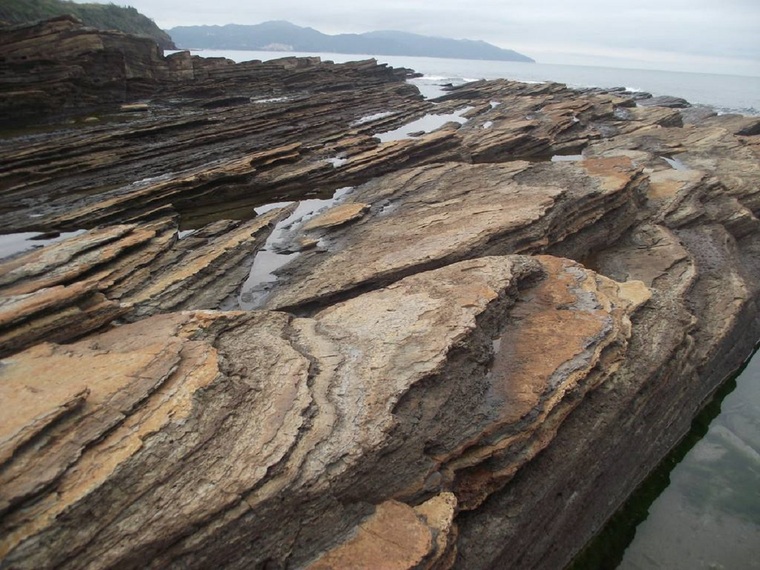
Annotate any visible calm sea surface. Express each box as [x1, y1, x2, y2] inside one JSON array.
[[186, 49, 760, 115], [619, 350, 760, 570], [190, 49, 760, 568]]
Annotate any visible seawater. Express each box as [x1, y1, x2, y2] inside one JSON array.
[[179, 48, 760, 567], [180, 49, 760, 115], [617, 351, 760, 570]]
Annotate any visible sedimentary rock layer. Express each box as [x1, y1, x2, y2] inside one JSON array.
[[0, 255, 645, 568], [1, 17, 760, 570], [0, 208, 293, 357], [257, 157, 646, 312]]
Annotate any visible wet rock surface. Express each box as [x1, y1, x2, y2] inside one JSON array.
[[2, 18, 760, 570]]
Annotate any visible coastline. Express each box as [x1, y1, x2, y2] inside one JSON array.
[[174, 48, 760, 115], [2, 19, 760, 569]]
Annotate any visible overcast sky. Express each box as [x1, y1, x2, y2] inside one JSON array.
[[81, 0, 759, 76]]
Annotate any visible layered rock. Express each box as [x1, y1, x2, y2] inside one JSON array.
[[0, 255, 645, 568], [251, 157, 645, 312], [0, 16, 420, 125], [0, 15, 170, 122], [0, 28, 432, 232], [1, 17, 760, 570], [0, 208, 298, 357]]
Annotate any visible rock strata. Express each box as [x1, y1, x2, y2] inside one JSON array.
[[0, 15, 420, 126], [0, 255, 643, 569], [1, 18, 760, 570]]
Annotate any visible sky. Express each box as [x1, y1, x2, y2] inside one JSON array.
[[78, 0, 760, 76]]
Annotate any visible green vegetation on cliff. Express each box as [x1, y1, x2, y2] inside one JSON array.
[[0, 0, 175, 49]]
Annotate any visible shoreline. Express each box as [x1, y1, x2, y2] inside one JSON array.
[[2, 18, 760, 569], [173, 48, 760, 116]]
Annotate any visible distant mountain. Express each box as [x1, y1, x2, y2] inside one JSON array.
[[168, 21, 534, 63], [0, 0, 175, 49]]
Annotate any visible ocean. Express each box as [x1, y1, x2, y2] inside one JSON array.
[[184, 49, 760, 569], [183, 49, 760, 115], [618, 350, 760, 570]]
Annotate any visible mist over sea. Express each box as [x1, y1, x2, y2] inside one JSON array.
[[181, 49, 760, 115]]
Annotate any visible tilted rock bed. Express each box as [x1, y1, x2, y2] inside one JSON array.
[[1, 18, 760, 570]]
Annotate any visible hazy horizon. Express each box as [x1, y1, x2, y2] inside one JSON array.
[[74, 0, 760, 77]]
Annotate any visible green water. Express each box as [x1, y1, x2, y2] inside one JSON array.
[[569, 349, 760, 570], [617, 350, 760, 569]]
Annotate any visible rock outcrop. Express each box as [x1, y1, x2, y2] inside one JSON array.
[[1, 17, 759, 570], [0, 15, 419, 125]]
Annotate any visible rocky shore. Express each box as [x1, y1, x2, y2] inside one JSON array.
[[1, 18, 759, 569]]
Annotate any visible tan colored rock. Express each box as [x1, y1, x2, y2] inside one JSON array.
[[0, 284, 129, 358], [414, 492, 459, 567], [616, 279, 653, 310], [443, 256, 642, 508], [1, 39, 759, 570], [0, 313, 197, 517], [309, 494, 458, 570], [0, 310, 310, 566], [302, 202, 370, 231], [0, 208, 290, 356], [307, 501, 434, 570], [646, 168, 704, 201], [587, 224, 694, 293], [119, 206, 294, 317], [0, 225, 142, 294], [257, 157, 643, 311], [0, 255, 643, 568]]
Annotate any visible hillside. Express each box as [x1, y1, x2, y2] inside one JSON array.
[[0, 0, 175, 49], [169, 20, 534, 62]]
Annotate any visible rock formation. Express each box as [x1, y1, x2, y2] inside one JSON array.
[[1, 17, 759, 570], [0, 15, 418, 126]]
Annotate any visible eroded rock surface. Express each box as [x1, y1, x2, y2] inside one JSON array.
[[256, 157, 645, 312], [1, 17, 760, 570], [0, 208, 291, 357], [0, 255, 643, 569]]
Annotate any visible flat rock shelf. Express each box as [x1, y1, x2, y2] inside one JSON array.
[[1, 16, 760, 570]]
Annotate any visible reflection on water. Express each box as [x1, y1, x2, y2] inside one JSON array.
[[237, 187, 354, 309], [0, 230, 87, 261], [618, 351, 760, 570], [373, 106, 473, 142]]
